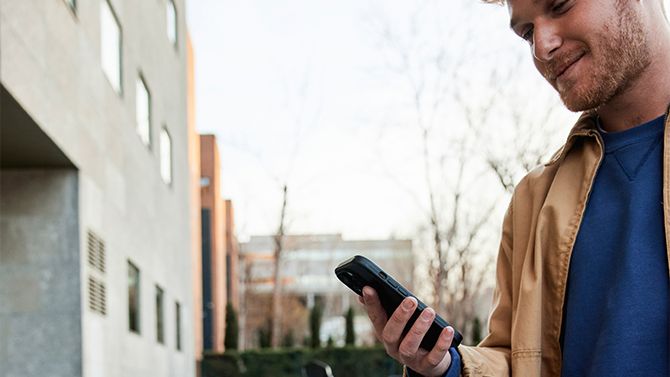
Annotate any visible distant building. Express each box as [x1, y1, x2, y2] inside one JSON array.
[[224, 199, 240, 311], [1, 1, 195, 376], [199, 134, 228, 352], [239, 234, 414, 348]]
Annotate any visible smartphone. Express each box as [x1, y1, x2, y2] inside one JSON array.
[[335, 255, 462, 350]]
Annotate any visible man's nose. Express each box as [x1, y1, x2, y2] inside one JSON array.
[[532, 22, 562, 62]]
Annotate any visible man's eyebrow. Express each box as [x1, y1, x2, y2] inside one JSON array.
[[509, 0, 545, 30]]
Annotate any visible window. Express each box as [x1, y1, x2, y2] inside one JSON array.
[[128, 261, 141, 333], [136, 76, 151, 146], [100, 0, 122, 93], [175, 301, 182, 351], [156, 285, 165, 344], [160, 128, 172, 184], [200, 177, 210, 187], [166, 0, 177, 47]]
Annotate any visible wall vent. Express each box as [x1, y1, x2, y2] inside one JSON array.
[[87, 230, 106, 273], [88, 276, 107, 315]]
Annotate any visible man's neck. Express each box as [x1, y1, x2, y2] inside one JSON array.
[[597, 28, 670, 132]]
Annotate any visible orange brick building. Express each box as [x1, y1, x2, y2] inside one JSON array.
[[199, 135, 227, 352]]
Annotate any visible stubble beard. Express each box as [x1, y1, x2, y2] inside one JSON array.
[[554, 5, 651, 112]]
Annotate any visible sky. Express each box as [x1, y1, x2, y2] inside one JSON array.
[[185, 0, 669, 243]]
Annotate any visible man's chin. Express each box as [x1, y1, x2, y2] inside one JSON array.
[[559, 88, 603, 113]]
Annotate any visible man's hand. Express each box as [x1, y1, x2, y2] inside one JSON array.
[[359, 286, 456, 377]]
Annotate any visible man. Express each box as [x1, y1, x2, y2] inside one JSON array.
[[360, 0, 670, 376]]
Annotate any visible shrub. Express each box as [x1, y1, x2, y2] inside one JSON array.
[[202, 346, 403, 377], [225, 303, 239, 350], [344, 307, 355, 346]]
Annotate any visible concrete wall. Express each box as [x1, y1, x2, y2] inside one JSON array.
[[0, 169, 81, 377], [0, 0, 195, 376], [186, 33, 204, 365]]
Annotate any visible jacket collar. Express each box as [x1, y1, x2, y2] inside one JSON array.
[[545, 110, 599, 166], [545, 104, 670, 167]]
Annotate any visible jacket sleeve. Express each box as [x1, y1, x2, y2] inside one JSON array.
[[457, 200, 514, 376]]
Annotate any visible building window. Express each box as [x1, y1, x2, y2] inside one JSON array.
[[175, 301, 182, 351], [166, 0, 177, 47], [200, 177, 210, 187], [128, 261, 141, 333], [160, 128, 172, 184], [136, 76, 151, 146], [156, 285, 165, 344], [100, 0, 122, 93]]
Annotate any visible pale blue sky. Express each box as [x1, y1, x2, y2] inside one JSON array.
[[185, 0, 667, 241]]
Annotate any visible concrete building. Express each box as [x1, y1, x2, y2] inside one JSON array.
[[186, 33, 204, 366], [239, 234, 414, 348], [199, 135, 227, 352], [1, 1, 195, 376]]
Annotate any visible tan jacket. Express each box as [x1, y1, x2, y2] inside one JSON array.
[[456, 109, 670, 376]]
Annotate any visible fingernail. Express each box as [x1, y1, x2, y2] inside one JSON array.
[[421, 308, 434, 321], [402, 298, 415, 310]]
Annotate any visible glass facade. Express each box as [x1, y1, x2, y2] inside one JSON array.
[[160, 128, 172, 184], [100, 0, 121, 93], [156, 285, 164, 344], [175, 301, 182, 351], [166, 0, 177, 47], [128, 261, 140, 333], [135, 77, 151, 146]]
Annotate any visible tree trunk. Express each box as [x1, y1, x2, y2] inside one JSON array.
[[270, 184, 288, 348]]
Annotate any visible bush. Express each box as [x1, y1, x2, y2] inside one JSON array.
[[225, 303, 239, 350], [309, 303, 323, 349], [344, 307, 355, 346], [202, 347, 403, 377]]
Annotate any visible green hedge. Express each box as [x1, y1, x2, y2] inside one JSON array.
[[202, 346, 403, 377]]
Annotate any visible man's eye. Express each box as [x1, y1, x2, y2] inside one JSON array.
[[551, 0, 569, 13]]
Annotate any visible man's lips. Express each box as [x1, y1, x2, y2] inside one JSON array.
[[547, 52, 586, 81]]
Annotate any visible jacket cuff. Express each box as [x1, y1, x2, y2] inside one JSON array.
[[404, 347, 462, 377]]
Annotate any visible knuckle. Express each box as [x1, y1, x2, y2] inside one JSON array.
[[410, 323, 428, 337], [381, 330, 395, 345], [425, 354, 442, 368], [390, 311, 408, 324], [398, 347, 415, 361]]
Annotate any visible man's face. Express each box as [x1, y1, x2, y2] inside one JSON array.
[[508, 0, 651, 112]]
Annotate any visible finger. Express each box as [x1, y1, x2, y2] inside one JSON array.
[[397, 307, 434, 364], [381, 296, 417, 351], [361, 286, 388, 336], [420, 326, 454, 371]]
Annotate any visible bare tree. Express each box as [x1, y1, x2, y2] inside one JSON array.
[[234, 70, 322, 349], [366, 0, 565, 334], [270, 184, 288, 347]]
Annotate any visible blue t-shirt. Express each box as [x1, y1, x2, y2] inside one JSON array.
[[561, 114, 670, 376]]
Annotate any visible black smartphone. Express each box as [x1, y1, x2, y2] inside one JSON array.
[[335, 255, 462, 350]]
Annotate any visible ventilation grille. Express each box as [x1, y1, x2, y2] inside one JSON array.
[[87, 231, 106, 273], [88, 276, 107, 315]]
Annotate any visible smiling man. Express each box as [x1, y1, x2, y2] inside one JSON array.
[[359, 0, 670, 376]]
